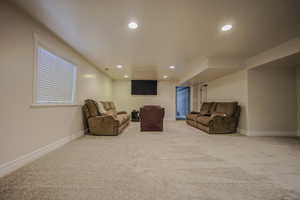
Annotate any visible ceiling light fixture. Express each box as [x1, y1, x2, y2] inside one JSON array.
[[169, 66, 175, 69], [116, 65, 123, 69], [124, 75, 129, 78], [83, 74, 95, 79], [221, 24, 232, 31], [128, 22, 138, 29], [163, 75, 168, 79]]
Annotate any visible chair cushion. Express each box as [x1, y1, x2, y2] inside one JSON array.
[[109, 102, 116, 111], [106, 110, 117, 117], [213, 102, 238, 117], [199, 102, 214, 115], [85, 99, 100, 117], [211, 112, 227, 118], [100, 101, 111, 111], [186, 114, 199, 121], [101, 101, 118, 113], [97, 102, 106, 114], [196, 116, 212, 126], [116, 114, 129, 125]]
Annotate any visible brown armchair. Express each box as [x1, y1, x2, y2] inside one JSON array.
[[140, 105, 165, 131], [82, 99, 130, 136]]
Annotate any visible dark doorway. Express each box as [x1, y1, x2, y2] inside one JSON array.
[[176, 86, 191, 120]]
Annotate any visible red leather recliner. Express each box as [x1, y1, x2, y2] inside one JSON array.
[[140, 105, 165, 131]]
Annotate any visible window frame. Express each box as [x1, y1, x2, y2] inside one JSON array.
[[32, 34, 78, 107]]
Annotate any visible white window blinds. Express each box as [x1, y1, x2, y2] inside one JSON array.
[[36, 47, 77, 104]]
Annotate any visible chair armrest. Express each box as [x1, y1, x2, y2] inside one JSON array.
[[87, 115, 120, 135], [190, 111, 200, 114], [209, 115, 237, 134], [117, 111, 127, 115]]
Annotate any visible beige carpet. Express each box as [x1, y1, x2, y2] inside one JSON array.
[[1, 121, 300, 200]]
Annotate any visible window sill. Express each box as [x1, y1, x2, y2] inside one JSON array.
[[30, 104, 82, 108]]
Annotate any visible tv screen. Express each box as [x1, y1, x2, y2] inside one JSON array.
[[131, 80, 157, 95]]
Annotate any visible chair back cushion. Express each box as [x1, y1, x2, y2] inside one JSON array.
[[97, 102, 106, 114], [109, 102, 116, 111], [213, 102, 238, 117], [200, 102, 214, 115], [100, 101, 110, 111], [100, 101, 117, 115], [85, 99, 100, 117]]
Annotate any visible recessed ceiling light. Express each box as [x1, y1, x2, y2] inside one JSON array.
[[163, 75, 168, 79], [221, 24, 232, 31], [128, 22, 138, 29], [116, 65, 123, 69], [169, 66, 175, 69], [124, 74, 129, 78], [83, 74, 95, 79]]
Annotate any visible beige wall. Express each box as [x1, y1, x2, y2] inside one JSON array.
[[112, 80, 176, 120], [248, 66, 297, 136], [0, 2, 112, 165], [206, 70, 248, 131], [191, 84, 200, 111], [198, 66, 298, 136]]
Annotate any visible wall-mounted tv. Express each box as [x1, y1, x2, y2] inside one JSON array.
[[131, 80, 157, 95]]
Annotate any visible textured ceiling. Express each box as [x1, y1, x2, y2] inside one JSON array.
[[11, 0, 300, 80]]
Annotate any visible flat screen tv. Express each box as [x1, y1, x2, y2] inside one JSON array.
[[131, 80, 157, 95]]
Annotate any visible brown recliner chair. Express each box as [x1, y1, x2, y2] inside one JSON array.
[[186, 102, 240, 134], [82, 99, 130, 136], [140, 105, 165, 131]]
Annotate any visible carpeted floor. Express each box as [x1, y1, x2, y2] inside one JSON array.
[[1, 121, 300, 200]]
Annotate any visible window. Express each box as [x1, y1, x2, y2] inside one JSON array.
[[35, 47, 77, 105]]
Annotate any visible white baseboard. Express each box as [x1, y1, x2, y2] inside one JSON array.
[[238, 129, 297, 137], [165, 119, 177, 121], [0, 130, 84, 178], [249, 131, 297, 137], [238, 128, 248, 135]]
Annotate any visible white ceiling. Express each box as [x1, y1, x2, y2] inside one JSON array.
[[11, 0, 300, 80]]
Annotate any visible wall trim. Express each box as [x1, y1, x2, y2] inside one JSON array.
[[0, 130, 84, 178], [238, 128, 248, 136], [249, 131, 297, 137], [239, 129, 297, 137]]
